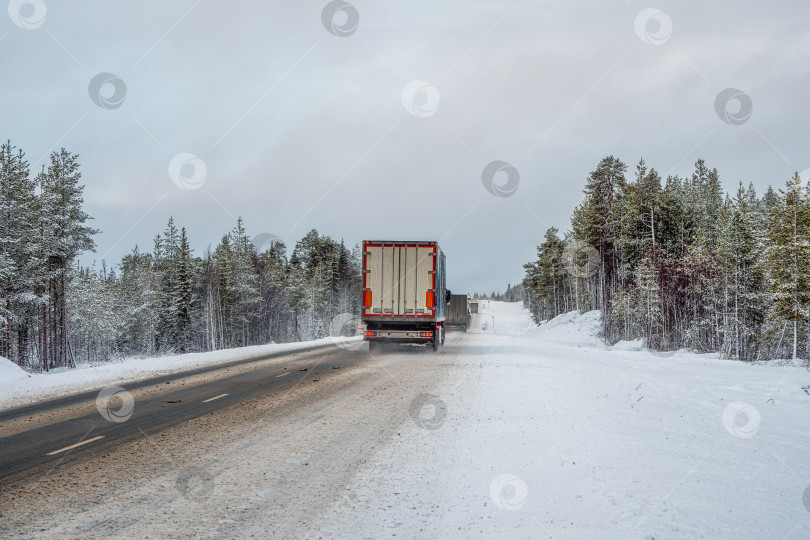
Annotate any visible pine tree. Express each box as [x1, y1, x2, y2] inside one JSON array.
[[765, 173, 810, 360], [695, 161, 723, 242], [571, 156, 627, 331], [38, 149, 97, 368]]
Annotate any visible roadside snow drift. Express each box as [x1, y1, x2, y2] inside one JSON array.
[[0, 338, 354, 411], [0, 357, 30, 383]]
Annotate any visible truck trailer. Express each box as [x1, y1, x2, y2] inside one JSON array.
[[361, 241, 449, 352], [445, 294, 470, 332]]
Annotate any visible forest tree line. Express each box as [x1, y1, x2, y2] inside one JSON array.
[[1, 141, 362, 370], [523, 156, 810, 362], [473, 284, 524, 302]]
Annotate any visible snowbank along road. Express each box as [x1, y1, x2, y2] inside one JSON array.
[[1, 301, 809, 539]]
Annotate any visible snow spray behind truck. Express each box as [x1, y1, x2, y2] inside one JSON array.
[[361, 241, 449, 352]]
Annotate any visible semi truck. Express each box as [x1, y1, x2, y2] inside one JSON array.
[[361, 240, 449, 352], [445, 294, 470, 332]]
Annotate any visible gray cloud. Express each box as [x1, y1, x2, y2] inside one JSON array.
[[3, 0, 809, 294]]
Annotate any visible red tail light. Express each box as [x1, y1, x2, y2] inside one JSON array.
[[366, 331, 377, 337], [422, 331, 433, 338]]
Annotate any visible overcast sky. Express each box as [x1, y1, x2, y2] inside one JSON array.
[[3, 0, 809, 294]]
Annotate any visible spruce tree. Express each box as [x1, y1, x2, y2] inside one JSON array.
[[0, 141, 39, 365], [174, 228, 194, 352], [717, 183, 766, 360]]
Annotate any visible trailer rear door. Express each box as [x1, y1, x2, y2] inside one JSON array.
[[363, 243, 436, 318]]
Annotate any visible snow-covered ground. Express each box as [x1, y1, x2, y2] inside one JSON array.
[[307, 301, 810, 539], [3, 302, 809, 539], [0, 338, 353, 411]]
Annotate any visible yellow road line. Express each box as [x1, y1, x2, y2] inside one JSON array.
[[202, 393, 228, 403], [46, 435, 105, 456], [275, 373, 290, 378]]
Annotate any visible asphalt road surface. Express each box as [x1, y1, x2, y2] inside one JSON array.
[[0, 342, 364, 481], [0, 337, 463, 538]]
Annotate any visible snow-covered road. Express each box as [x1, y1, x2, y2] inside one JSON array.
[[2, 301, 809, 539], [308, 302, 810, 539]]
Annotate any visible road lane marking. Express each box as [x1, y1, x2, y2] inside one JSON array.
[[46, 435, 105, 456], [202, 393, 228, 403], [275, 373, 290, 378]]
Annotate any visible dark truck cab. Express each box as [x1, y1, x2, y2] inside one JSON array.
[[445, 294, 470, 332]]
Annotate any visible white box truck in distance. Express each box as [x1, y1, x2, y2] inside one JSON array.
[[362, 241, 449, 352]]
